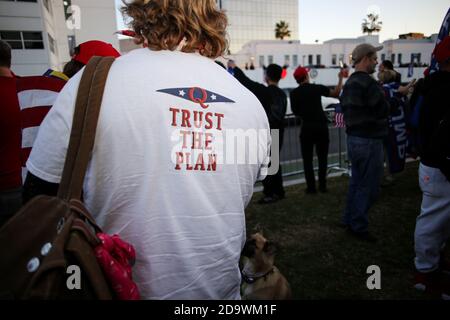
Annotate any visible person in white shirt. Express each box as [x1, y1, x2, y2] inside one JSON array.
[[25, 0, 269, 299]]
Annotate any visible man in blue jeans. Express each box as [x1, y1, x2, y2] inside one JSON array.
[[340, 43, 389, 242]]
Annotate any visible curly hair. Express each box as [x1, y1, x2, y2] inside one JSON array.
[[121, 0, 228, 59]]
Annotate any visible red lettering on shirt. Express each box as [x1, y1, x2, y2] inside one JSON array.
[[181, 109, 191, 128], [170, 107, 180, 127]]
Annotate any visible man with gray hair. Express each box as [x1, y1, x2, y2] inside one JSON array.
[[340, 43, 389, 242]]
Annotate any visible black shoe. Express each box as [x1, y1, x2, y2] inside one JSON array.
[[305, 188, 317, 195], [346, 229, 378, 243]]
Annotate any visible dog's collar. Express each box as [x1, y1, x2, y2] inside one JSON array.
[[241, 268, 274, 284]]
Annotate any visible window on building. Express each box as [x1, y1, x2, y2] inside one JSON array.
[[259, 55, 265, 68], [67, 35, 76, 56], [23, 31, 44, 49], [332, 54, 337, 65], [268, 55, 273, 65], [398, 53, 402, 65], [48, 34, 56, 54], [0, 31, 44, 50], [339, 54, 345, 64], [308, 54, 313, 66], [64, 0, 73, 20], [0, 31, 23, 49], [391, 54, 396, 65], [293, 54, 298, 67], [316, 54, 321, 66], [411, 53, 422, 65], [284, 54, 290, 66], [381, 53, 386, 62]]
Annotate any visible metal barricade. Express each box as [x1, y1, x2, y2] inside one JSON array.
[[280, 111, 349, 178]]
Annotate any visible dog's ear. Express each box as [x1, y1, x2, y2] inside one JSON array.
[[263, 241, 278, 256], [253, 224, 264, 236]]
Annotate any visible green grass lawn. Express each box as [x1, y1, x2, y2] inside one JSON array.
[[245, 161, 430, 299]]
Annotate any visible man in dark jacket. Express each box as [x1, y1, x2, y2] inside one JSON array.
[[413, 36, 450, 298], [340, 43, 389, 242], [228, 61, 287, 203], [290, 66, 343, 193]]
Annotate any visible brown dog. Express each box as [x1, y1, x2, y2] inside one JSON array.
[[240, 233, 292, 300]]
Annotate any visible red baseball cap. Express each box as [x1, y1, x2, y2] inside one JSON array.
[[73, 40, 121, 65], [433, 35, 450, 64], [293, 66, 309, 82]]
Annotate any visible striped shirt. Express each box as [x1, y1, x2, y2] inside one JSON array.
[[16, 76, 66, 181]]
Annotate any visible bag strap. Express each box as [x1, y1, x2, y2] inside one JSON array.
[[58, 56, 115, 200]]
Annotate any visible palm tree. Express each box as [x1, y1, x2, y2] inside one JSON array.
[[362, 13, 382, 35], [275, 21, 291, 40]]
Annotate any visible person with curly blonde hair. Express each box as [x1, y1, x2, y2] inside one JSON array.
[[25, 0, 270, 299], [122, 0, 228, 58]]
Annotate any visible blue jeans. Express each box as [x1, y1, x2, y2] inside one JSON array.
[[342, 135, 384, 233]]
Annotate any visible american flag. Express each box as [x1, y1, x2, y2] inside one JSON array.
[[15, 75, 66, 181], [334, 103, 346, 128], [429, 8, 450, 74]]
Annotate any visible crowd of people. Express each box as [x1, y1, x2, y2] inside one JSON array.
[[0, 0, 449, 300]]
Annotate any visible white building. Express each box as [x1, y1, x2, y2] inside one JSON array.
[[381, 34, 437, 67], [235, 34, 436, 69], [232, 34, 435, 87], [217, 0, 299, 54], [70, 0, 119, 50], [0, 0, 119, 76]]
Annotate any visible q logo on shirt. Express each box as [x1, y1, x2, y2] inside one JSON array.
[[157, 87, 235, 109], [188, 87, 209, 109]]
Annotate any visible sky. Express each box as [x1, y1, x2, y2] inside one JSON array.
[[299, 0, 449, 43], [116, 0, 450, 44]]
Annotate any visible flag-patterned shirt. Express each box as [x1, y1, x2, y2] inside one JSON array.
[[16, 76, 66, 181]]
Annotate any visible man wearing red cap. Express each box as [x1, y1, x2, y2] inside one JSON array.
[[413, 35, 450, 299], [63, 40, 121, 78], [290, 66, 344, 194]]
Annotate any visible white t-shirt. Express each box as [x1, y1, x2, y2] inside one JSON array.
[[27, 48, 270, 300]]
